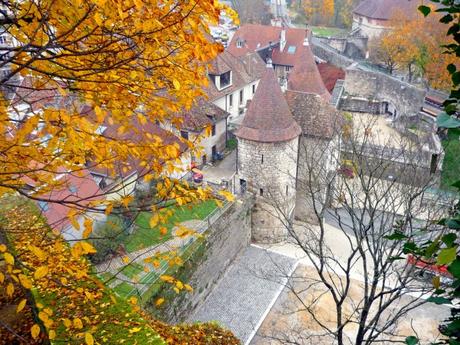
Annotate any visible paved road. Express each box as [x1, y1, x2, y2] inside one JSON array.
[[190, 245, 297, 345]]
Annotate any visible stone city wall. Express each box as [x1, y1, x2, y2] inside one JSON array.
[[339, 96, 386, 114], [144, 194, 255, 323], [310, 37, 355, 69], [343, 68, 426, 116]]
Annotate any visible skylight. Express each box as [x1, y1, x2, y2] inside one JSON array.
[[287, 46, 296, 54]]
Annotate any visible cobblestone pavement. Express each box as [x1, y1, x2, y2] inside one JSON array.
[[189, 245, 298, 344]]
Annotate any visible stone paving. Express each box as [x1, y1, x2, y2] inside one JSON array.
[[189, 245, 298, 345]]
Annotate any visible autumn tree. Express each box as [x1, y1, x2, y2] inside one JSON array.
[[368, 7, 459, 89], [302, 0, 335, 26], [0, 0, 237, 343]]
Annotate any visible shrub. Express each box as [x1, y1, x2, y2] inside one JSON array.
[[88, 215, 129, 264]]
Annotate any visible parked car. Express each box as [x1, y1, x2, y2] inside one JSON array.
[[212, 151, 224, 161]]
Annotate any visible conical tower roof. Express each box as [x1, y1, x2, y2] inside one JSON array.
[[287, 46, 331, 101], [235, 67, 301, 143]]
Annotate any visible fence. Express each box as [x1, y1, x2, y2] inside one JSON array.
[[124, 200, 234, 299]]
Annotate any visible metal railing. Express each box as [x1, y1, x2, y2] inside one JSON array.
[[124, 200, 234, 299]]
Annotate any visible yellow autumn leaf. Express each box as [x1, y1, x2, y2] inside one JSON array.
[[0, 272, 4, 284], [218, 190, 235, 202], [160, 275, 175, 283], [0, 244, 6, 252], [81, 241, 97, 254], [6, 283, 14, 297], [155, 298, 165, 306], [16, 299, 27, 313], [19, 274, 32, 289], [49, 330, 56, 340], [28, 245, 47, 260], [82, 218, 93, 239], [73, 317, 83, 329], [3, 252, 14, 265], [173, 79, 181, 90], [149, 214, 159, 228], [63, 318, 72, 328], [34, 266, 49, 280], [129, 327, 141, 334], [31, 324, 40, 339], [85, 332, 94, 345], [122, 256, 130, 264]]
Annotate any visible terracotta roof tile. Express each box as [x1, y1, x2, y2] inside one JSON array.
[[353, 0, 419, 20], [228, 24, 309, 67], [178, 98, 229, 132], [287, 46, 331, 101], [285, 90, 340, 139], [205, 51, 265, 101], [235, 68, 301, 143], [317, 63, 345, 93]]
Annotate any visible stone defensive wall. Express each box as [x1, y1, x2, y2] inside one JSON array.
[[342, 67, 426, 116], [144, 194, 255, 322]]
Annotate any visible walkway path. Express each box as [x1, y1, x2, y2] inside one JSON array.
[[190, 245, 298, 345]]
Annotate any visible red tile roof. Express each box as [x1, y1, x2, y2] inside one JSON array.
[[10, 77, 60, 112], [178, 98, 229, 132], [205, 51, 266, 101], [25, 169, 102, 232], [353, 0, 419, 20], [228, 24, 309, 67], [286, 90, 339, 139], [235, 67, 301, 143], [87, 117, 187, 179], [317, 63, 345, 93], [287, 46, 331, 101]]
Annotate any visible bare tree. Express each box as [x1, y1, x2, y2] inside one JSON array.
[[254, 113, 452, 344]]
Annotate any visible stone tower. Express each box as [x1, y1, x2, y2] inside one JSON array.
[[235, 66, 301, 243]]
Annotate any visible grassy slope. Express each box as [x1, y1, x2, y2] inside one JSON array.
[[124, 200, 217, 253], [441, 128, 460, 189]]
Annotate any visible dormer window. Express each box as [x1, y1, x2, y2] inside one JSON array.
[[219, 71, 232, 90], [236, 38, 244, 48]]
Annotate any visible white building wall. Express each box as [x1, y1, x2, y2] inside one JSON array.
[[212, 80, 260, 124], [353, 15, 389, 39]]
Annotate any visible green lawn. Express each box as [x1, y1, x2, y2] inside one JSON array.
[[441, 128, 460, 189], [310, 26, 348, 37], [124, 200, 218, 253], [121, 262, 145, 279], [113, 281, 136, 298]]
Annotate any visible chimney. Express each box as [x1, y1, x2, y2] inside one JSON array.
[[266, 58, 273, 69], [280, 28, 286, 52]]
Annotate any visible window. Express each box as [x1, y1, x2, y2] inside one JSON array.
[[286, 185, 289, 196], [69, 185, 78, 194], [211, 124, 216, 136], [285, 66, 292, 72], [239, 90, 244, 105], [220, 71, 231, 89], [430, 154, 438, 174], [287, 46, 296, 54], [236, 38, 244, 48], [252, 84, 256, 94], [180, 130, 189, 140], [261, 154, 264, 164], [0, 36, 7, 45], [260, 188, 264, 196], [38, 201, 49, 212], [229, 94, 233, 107]]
